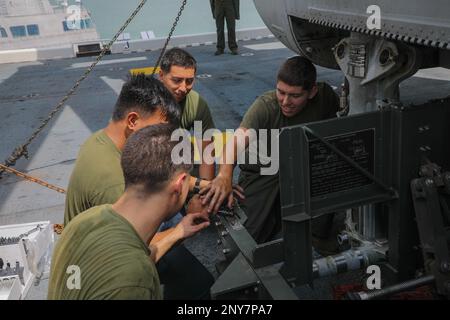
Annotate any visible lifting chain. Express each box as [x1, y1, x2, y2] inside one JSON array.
[[0, 0, 188, 196], [0, 0, 150, 177], [0, 164, 66, 194], [152, 0, 188, 75]]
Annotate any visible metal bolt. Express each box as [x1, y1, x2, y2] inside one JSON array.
[[336, 43, 346, 59], [222, 248, 231, 254], [420, 167, 428, 177], [440, 261, 450, 273], [215, 221, 222, 227], [379, 48, 393, 65], [413, 181, 423, 192], [337, 233, 349, 245], [425, 179, 434, 187], [221, 231, 228, 237]]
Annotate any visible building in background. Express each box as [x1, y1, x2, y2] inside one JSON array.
[[0, 0, 99, 51]]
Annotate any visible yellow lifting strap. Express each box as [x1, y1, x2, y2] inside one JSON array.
[[191, 132, 233, 162], [129, 66, 161, 76]]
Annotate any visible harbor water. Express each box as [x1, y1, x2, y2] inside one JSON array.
[[80, 0, 265, 40]]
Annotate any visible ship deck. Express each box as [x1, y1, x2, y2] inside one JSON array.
[[1, 36, 450, 299]]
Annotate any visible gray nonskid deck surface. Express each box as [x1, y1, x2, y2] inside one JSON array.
[[1, 37, 450, 299]]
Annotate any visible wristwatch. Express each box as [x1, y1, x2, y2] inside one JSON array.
[[193, 177, 202, 194]]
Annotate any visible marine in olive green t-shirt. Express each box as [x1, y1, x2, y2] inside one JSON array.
[[64, 92, 214, 225], [239, 82, 339, 243], [48, 204, 161, 300]]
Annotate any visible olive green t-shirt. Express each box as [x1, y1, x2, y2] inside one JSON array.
[[238, 82, 339, 243], [64, 130, 124, 225], [181, 90, 215, 134], [48, 204, 161, 300]]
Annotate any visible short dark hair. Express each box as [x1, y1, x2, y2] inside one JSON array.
[[160, 48, 197, 73], [121, 124, 193, 195], [277, 56, 317, 90], [112, 74, 180, 125]]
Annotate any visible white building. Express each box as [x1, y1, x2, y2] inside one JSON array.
[[0, 0, 99, 50]]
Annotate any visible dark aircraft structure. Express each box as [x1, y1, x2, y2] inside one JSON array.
[[211, 0, 450, 300]]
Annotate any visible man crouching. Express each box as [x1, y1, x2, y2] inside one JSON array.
[[48, 124, 209, 299]]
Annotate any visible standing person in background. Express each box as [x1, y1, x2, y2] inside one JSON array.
[[210, 0, 240, 55]]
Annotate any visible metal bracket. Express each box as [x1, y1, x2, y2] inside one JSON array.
[[411, 163, 450, 297]]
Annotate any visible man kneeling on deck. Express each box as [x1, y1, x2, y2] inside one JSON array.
[[48, 124, 210, 299]]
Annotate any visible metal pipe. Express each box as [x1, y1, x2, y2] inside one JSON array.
[[348, 275, 435, 300], [362, 205, 377, 241], [312, 246, 385, 279]]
